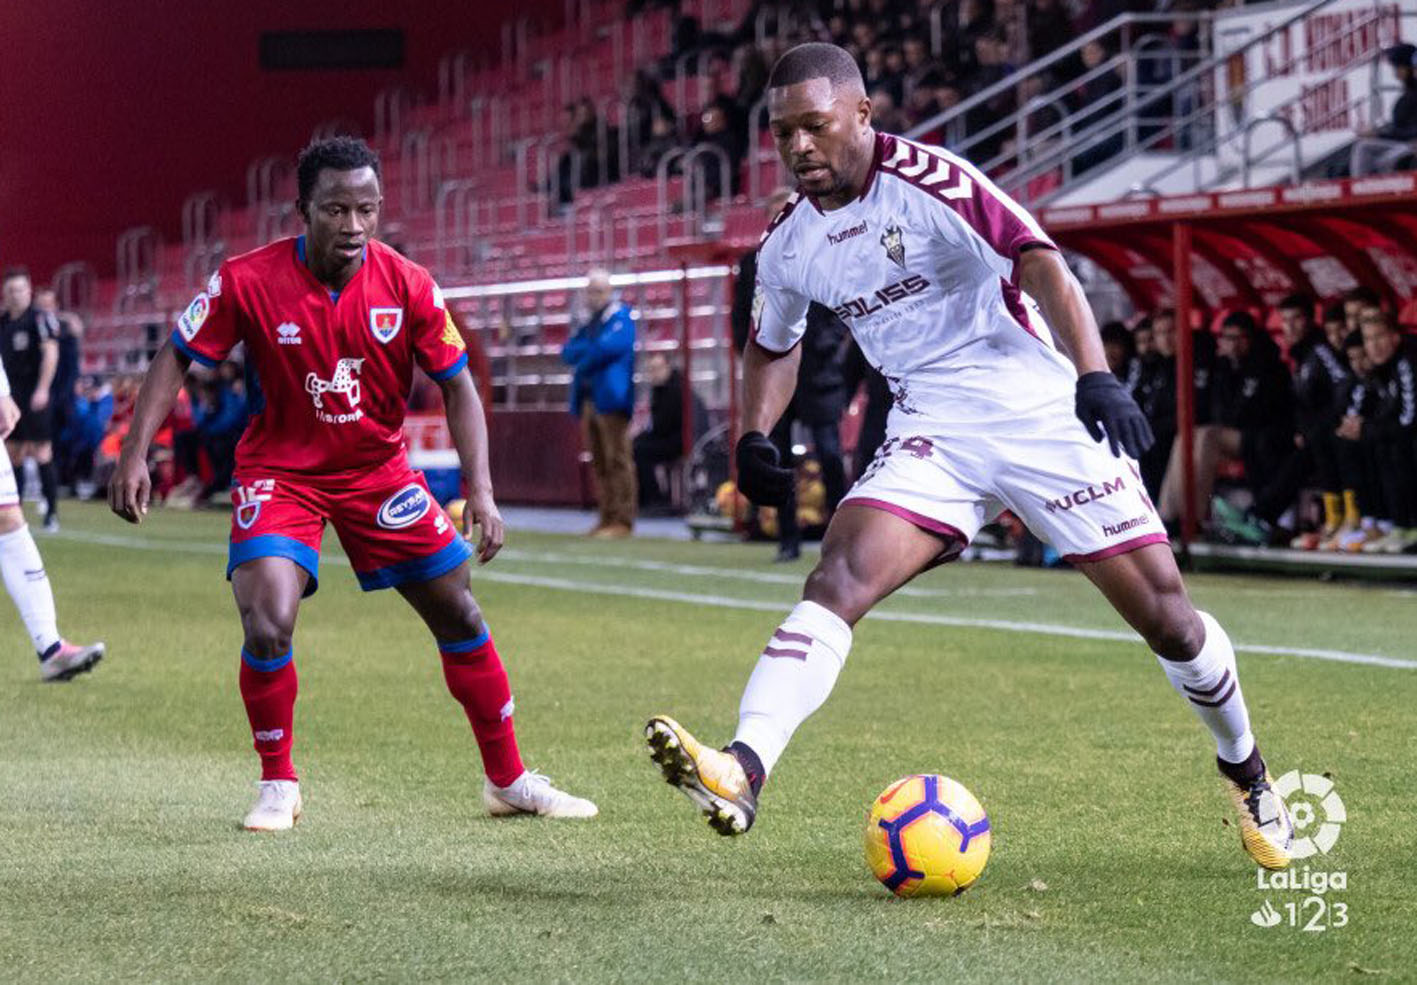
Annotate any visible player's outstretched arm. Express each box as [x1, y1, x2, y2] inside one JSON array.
[[438, 368, 503, 564], [109, 340, 192, 524], [1019, 248, 1154, 459], [737, 341, 802, 505]]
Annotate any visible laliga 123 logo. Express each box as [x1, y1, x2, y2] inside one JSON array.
[[1250, 771, 1349, 933]]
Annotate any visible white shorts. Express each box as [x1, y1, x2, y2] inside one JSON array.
[[841, 405, 1168, 563], [0, 451, 16, 508]]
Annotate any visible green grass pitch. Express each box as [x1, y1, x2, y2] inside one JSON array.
[[2, 502, 1413, 983]]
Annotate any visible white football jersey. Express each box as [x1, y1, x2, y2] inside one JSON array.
[[753, 132, 1078, 431]]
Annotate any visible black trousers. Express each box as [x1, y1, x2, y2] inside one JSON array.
[[770, 415, 846, 548]]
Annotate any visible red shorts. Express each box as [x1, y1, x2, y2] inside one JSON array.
[[226, 458, 470, 595]]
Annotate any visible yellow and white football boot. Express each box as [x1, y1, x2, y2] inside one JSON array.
[[645, 716, 757, 835], [1222, 765, 1293, 870]]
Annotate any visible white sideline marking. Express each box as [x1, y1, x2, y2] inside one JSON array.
[[495, 548, 1038, 598], [54, 529, 1416, 670]]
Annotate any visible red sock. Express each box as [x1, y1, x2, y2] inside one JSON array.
[[439, 630, 524, 788], [239, 648, 298, 781]]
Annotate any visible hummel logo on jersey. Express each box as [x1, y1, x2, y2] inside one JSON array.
[[827, 220, 868, 245], [880, 223, 906, 267], [276, 322, 302, 345], [831, 274, 929, 321]]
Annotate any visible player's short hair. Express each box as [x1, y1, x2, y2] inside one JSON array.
[[1277, 292, 1313, 315], [768, 43, 866, 93], [296, 136, 382, 203], [2, 266, 30, 284], [1322, 301, 1346, 324]]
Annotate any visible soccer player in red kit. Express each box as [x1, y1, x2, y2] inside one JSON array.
[[110, 137, 596, 830]]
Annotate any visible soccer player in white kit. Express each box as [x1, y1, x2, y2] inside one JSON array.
[[0, 354, 103, 680], [646, 43, 1293, 870]]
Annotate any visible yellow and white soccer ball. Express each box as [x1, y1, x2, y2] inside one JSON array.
[[864, 774, 992, 897], [444, 498, 466, 528]]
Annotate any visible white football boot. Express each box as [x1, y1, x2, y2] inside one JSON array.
[[39, 640, 105, 682], [483, 770, 598, 818], [243, 780, 302, 831]]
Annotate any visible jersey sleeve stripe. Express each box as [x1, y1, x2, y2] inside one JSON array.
[[757, 192, 802, 247], [880, 137, 1055, 281], [428, 352, 469, 382], [170, 330, 220, 368]]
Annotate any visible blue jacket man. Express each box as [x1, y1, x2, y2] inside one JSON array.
[[561, 270, 638, 536]]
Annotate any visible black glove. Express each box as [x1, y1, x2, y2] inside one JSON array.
[[736, 430, 794, 506], [1075, 371, 1155, 459]]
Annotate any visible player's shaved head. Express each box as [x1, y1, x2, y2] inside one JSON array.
[[767, 43, 874, 210], [768, 42, 866, 96]]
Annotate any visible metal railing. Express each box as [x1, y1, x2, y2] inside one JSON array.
[[246, 156, 292, 209], [114, 226, 159, 313], [656, 142, 731, 245], [52, 262, 96, 316]]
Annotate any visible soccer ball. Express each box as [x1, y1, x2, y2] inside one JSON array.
[[864, 774, 992, 897], [444, 498, 466, 528]]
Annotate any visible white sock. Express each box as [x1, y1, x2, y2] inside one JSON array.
[[733, 600, 852, 776], [1155, 611, 1254, 764], [0, 525, 60, 656]]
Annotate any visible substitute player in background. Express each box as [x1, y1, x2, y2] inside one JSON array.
[[111, 137, 595, 830], [647, 44, 1293, 870], [0, 352, 104, 680]]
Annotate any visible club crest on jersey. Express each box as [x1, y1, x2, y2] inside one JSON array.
[[377, 483, 431, 530], [233, 479, 275, 530], [178, 292, 211, 341], [880, 223, 906, 268], [370, 307, 403, 343], [206, 271, 222, 298]]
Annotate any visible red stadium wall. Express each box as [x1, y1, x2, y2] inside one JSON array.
[[0, 0, 564, 283]]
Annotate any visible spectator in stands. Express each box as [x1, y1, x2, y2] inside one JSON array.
[[625, 68, 675, 153], [1134, 308, 1178, 501], [0, 268, 62, 531], [1275, 294, 1356, 549], [169, 371, 246, 508], [633, 351, 706, 512], [1343, 285, 1381, 336], [1026, 0, 1074, 59], [1328, 330, 1380, 550], [1322, 300, 1348, 353], [563, 269, 637, 538], [60, 375, 112, 501], [1349, 43, 1417, 176], [695, 98, 746, 201], [869, 88, 912, 135], [1069, 39, 1125, 175], [964, 30, 1016, 163], [1348, 308, 1417, 552], [1133, 317, 1154, 359], [637, 114, 682, 178], [1160, 311, 1292, 535], [865, 45, 905, 107], [1101, 321, 1139, 390]]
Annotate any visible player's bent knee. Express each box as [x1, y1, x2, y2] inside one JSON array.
[[1143, 597, 1204, 660], [240, 611, 297, 659], [802, 555, 875, 625]]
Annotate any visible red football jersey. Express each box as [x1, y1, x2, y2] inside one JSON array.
[[171, 237, 468, 478]]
